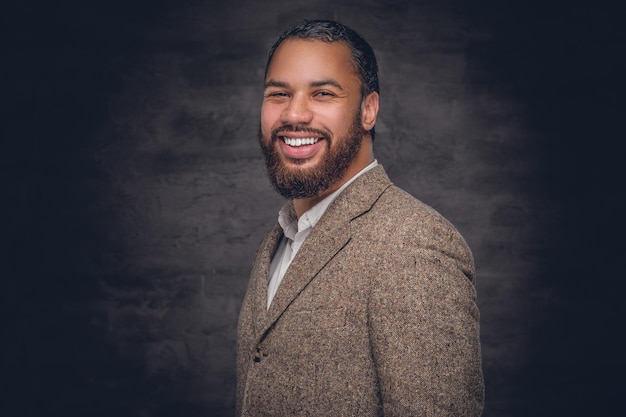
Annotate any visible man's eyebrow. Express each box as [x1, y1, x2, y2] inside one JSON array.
[[264, 80, 289, 89], [311, 79, 344, 90], [264, 79, 344, 90]]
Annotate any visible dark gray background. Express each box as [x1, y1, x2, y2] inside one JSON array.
[[3, 0, 623, 416]]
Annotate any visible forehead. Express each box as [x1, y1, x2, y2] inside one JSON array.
[[266, 39, 359, 83]]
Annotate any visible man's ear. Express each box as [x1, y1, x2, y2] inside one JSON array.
[[361, 92, 379, 132]]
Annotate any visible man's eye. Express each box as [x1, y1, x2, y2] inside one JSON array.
[[315, 91, 334, 97]]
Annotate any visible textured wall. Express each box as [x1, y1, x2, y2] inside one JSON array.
[[4, 0, 622, 416]]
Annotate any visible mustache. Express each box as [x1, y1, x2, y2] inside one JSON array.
[[271, 125, 331, 141]]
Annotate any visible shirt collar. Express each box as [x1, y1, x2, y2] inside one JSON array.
[[277, 160, 378, 239]]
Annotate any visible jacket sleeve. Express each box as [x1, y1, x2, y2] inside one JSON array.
[[368, 221, 484, 416]]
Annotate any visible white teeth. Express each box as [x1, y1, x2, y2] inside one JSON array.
[[283, 137, 319, 147]]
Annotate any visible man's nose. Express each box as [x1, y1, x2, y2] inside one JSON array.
[[281, 94, 313, 125]]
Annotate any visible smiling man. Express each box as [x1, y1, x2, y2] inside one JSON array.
[[236, 20, 484, 417]]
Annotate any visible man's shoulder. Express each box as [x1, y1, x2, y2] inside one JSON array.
[[338, 165, 463, 240], [360, 185, 474, 278], [373, 184, 452, 228], [363, 184, 470, 253]]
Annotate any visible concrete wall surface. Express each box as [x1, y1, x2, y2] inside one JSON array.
[[3, 0, 623, 416]]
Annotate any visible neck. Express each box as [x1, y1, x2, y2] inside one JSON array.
[[293, 138, 374, 218]]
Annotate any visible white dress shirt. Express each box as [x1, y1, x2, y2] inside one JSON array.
[[266, 160, 378, 309]]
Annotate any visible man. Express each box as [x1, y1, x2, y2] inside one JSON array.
[[237, 20, 484, 416]]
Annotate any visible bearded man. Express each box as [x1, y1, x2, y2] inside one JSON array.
[[236, 20, 484, 417]]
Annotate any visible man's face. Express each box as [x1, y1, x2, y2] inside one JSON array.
[[259, 38, 368, 199]]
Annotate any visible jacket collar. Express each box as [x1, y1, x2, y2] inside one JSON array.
[[252, 165, 393, 340]]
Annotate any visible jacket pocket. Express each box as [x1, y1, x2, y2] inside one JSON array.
[[284, 307, 346, 330]]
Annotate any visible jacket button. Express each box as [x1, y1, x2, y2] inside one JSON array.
[[253, 347, 266, 362]]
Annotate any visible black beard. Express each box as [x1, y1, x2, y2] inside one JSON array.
[[259, 111, 365, 200]]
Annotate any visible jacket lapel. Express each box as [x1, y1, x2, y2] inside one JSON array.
[[249, 224, 283, 337], [256, 165, 393, 339], [264, 217, 351, 328]]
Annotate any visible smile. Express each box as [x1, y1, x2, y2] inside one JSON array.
[[281, 137, 320, 147]]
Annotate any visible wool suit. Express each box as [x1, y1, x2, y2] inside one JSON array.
[[236, 165, 484, 416]]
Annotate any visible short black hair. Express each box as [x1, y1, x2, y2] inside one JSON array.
[[266, 19, 379, 97]]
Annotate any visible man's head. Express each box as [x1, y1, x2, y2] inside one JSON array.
[[259, 20, 380, 202], [265, 20, 380, 116]]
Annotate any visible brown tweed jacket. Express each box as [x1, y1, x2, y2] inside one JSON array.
[[236, 165, 484, 416]]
